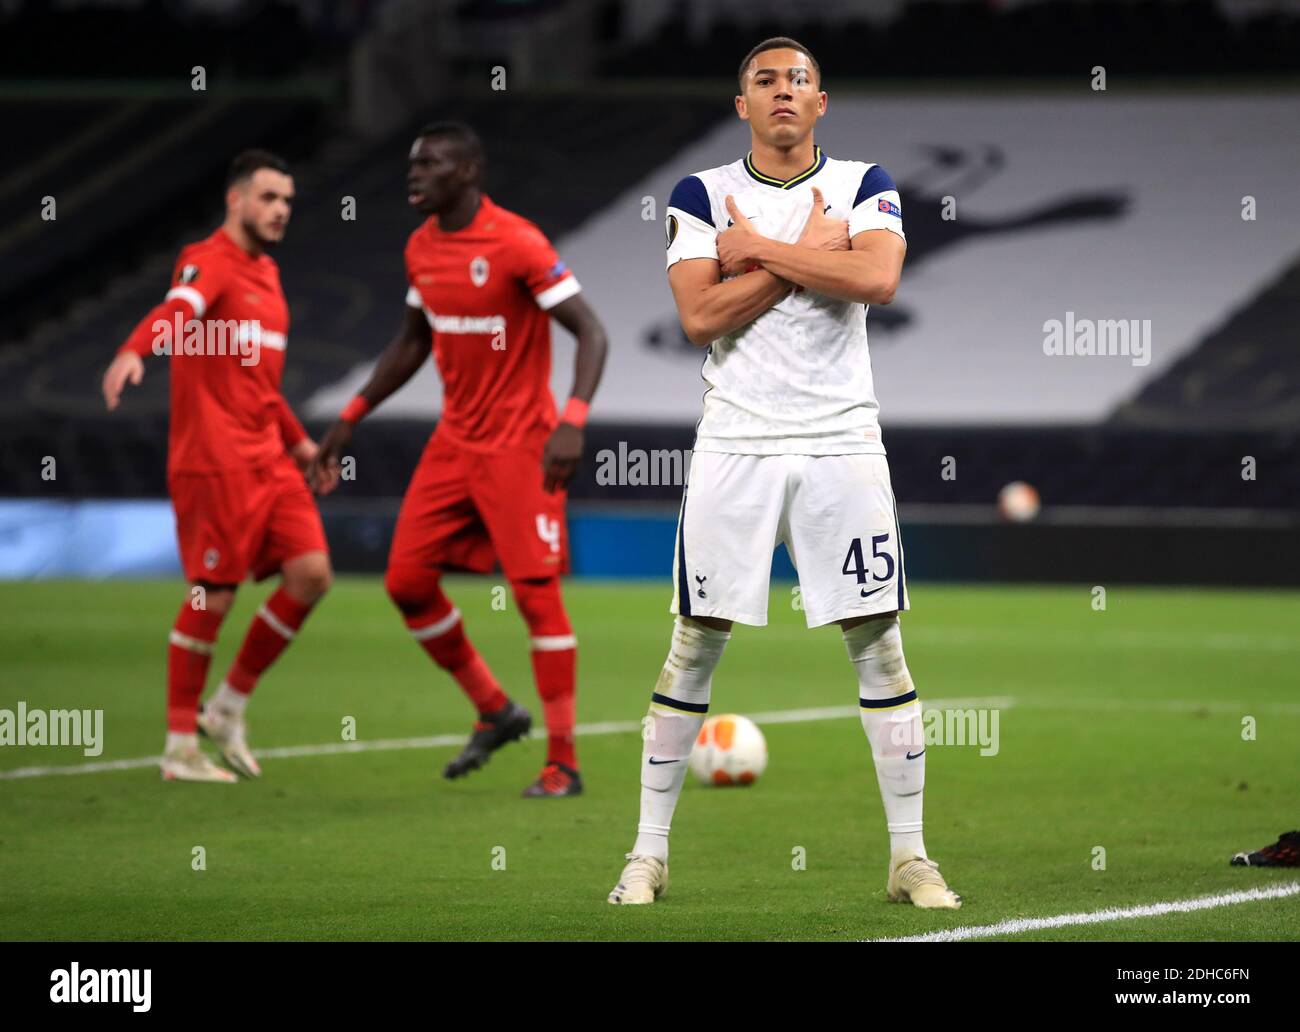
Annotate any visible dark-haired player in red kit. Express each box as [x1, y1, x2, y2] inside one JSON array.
[[311, 122, 607, 797], [102, 150, 332, 784]]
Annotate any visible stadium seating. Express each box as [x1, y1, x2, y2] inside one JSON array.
[[601, 0, 1300, 78], [0, 97, 328, 341], [1115, 254, 1300, 430]]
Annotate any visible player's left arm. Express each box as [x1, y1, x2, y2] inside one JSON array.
[[542, 292, 609, 493], [727, 166, 908, 305], [740, 197, 904, 305], [756, 228, 904, 305], [275, 395, 317, 472], [516, 225, 610, 492]]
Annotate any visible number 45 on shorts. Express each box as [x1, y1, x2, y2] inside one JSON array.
[[842, 533, 895, 600]]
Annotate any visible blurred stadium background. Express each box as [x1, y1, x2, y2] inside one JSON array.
[[2, 0, 1298, 587]]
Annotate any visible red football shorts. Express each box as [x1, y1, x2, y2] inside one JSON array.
[[169, 455, 328, 584], [389, 432, 568, 580]]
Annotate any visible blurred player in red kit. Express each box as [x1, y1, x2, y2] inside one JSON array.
[[311, 122, 607, 797], [102, 150, 332, 784]]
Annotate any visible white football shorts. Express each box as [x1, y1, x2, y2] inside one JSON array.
[[670, 452, 910, 629]]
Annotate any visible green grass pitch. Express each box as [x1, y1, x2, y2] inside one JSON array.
[[1, 577, 1297, 941]]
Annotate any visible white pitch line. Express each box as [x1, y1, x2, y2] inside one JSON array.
[[872, 882, 1300, 942], [5, 692, 1296, 782], [0, 696, 1013, 782], [1014, 697, 1300, 717], [906, 627, 1300, 654]]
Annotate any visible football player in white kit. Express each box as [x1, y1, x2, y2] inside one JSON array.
[[608, 37, 961, 910]]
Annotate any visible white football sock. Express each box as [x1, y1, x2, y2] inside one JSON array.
[[844, 617, 927, 859], [632, 617, 730, 860], [165, 731, 197, 754], [211, 680, 248, 716]]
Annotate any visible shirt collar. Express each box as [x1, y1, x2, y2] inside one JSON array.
[[214, 226, 261, 262], [743, 146, 826, 189], [433, 193, 494, 234]]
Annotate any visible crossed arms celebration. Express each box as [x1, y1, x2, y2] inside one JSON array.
[[668, 185, 906, 347]]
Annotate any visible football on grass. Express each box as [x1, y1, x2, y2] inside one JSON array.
[[689, 714, 768, 786]]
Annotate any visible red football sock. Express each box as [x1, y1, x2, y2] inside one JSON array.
[[532, 647, 577, 768], [403, 592, 507, 717], [224, 587, 314, 696], [167, 602, 226, 732], [512, 578, 577, 769]]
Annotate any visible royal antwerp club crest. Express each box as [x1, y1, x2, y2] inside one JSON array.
[[469, 256, 489, 287]]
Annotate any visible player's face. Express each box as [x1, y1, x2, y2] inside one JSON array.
[[407, 136, 474, 215], [231, 169, 294, 247], [735, 48, 826, 147]]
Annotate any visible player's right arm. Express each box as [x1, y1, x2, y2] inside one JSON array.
[[102, 348, 146, 411], [664, 174, 791, 348], [668, 260, 792, 348], [308, 301, 430, 495], [102, 254, 228, 411]]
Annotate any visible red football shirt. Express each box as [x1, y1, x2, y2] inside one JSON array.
[[150, 229, 300, 475], [404, 194, 580, 452]]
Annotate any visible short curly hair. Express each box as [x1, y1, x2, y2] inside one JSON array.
[[227, 149, 289, 188], [737, 37, 821, 91]]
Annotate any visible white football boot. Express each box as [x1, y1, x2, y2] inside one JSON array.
[[886, 852, 962, 909], [160, 744, 237, 784], [197, 705, 262, 778], [607, 853, 669, 905]]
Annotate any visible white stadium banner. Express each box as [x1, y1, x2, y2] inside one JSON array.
[[306, 94, 1300, 426]]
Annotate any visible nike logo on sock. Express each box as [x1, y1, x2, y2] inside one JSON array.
[[906, 749, 925, 760], [647, 757, 680, 765]]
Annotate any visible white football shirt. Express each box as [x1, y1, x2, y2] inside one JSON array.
[[665, 148, 905, 455]]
